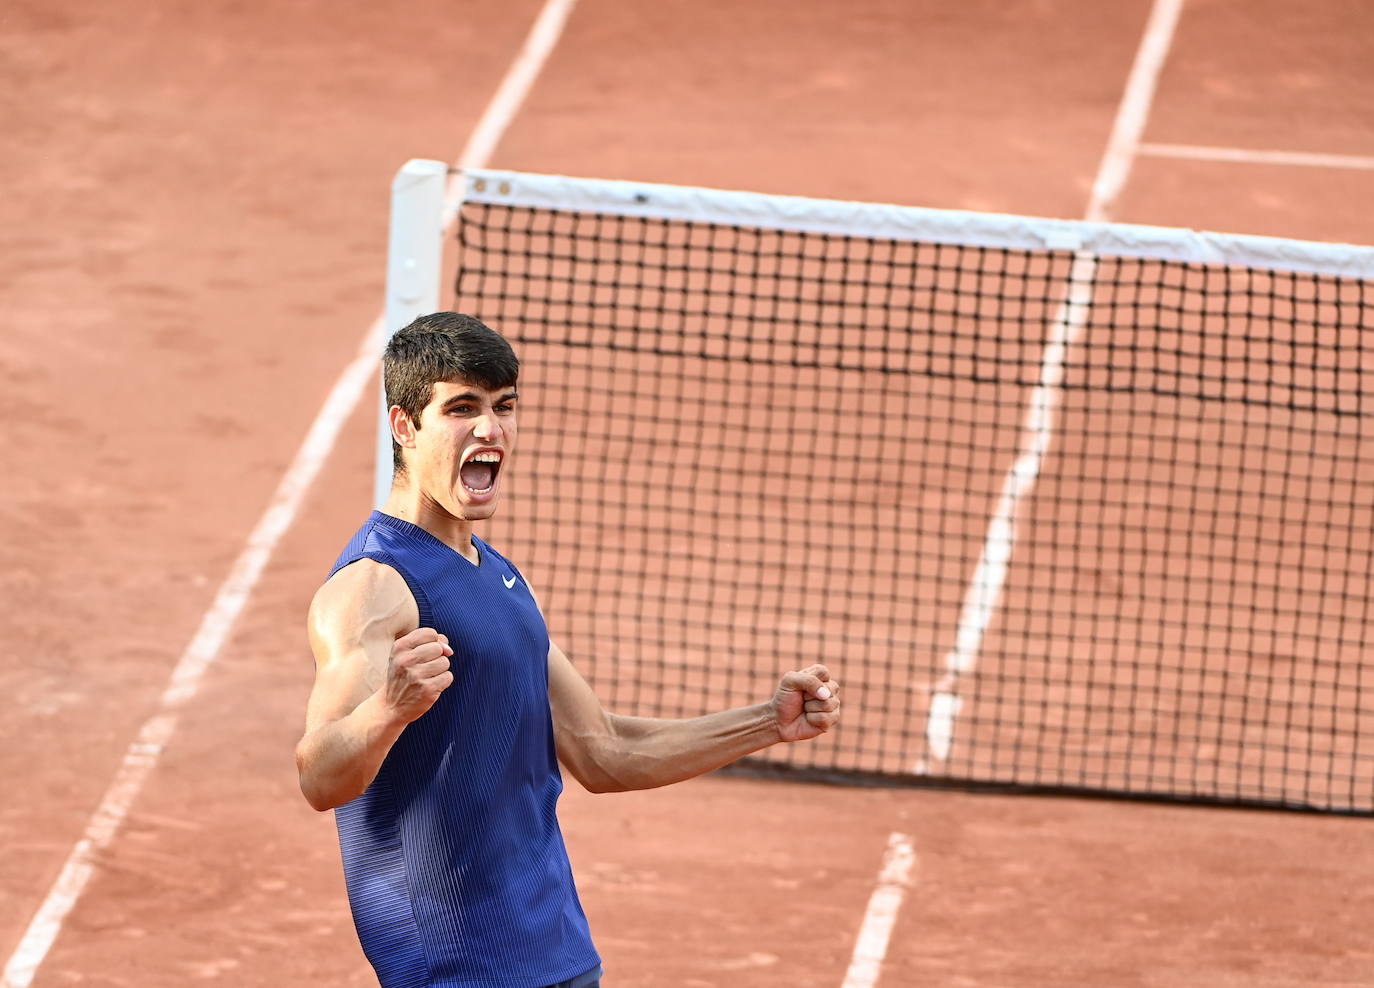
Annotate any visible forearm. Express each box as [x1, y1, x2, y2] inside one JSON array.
[[295, 691, 408, 811], [569, 703, 780, 793]]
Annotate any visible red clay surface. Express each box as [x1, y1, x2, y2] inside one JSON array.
[[3, 0, 1373, 985]]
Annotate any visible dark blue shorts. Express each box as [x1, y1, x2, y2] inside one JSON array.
[[544, 964, 602, 988]]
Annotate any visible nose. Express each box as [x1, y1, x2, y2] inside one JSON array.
[[473, 414, 502, 443]]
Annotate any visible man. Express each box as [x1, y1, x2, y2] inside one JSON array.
[[296, 312, 841, 988]]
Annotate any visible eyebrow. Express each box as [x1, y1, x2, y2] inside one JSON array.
[[440, 390, 519, 410]]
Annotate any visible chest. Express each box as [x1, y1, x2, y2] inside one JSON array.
[[421, 554, 549, 691]]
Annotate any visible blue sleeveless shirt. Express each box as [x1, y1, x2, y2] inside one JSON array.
[[328, 511, 600, 988]]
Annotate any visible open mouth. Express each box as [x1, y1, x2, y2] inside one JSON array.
[[459, 449, 502, 495]]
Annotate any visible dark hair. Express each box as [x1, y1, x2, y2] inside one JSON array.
[[383, 312, 519, 472]]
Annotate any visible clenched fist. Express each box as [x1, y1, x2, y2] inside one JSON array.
[[383, 627, 455, 723], [768, 664, 841, 743]]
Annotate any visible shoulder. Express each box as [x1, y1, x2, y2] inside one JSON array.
[[309, 558, 418, 646]]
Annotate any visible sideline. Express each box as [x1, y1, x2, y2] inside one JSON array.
[[840, 833, 917, 988], [921, 0, 1187, 769], [0, 1, 578, 983]]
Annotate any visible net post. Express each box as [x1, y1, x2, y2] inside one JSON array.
[[375, 159, 449, 508]]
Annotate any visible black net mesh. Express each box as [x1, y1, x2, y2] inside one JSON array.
[[453, 196, 1374, 814]]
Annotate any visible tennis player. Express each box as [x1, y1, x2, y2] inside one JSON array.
[[295, 311, 841, 988]]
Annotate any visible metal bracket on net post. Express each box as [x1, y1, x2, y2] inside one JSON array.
[[375, 159, 449, 508]]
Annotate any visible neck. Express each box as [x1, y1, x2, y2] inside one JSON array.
[[382, 482, 479, 563]]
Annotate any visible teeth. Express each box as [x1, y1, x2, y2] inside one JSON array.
[[469, 451, 501, 463]]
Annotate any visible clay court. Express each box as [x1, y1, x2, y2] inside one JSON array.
[[3, 0, 1374, 985]]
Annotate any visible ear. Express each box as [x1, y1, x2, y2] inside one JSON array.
[[389, 405, 418, 451]]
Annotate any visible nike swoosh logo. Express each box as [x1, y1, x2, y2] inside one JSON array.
[[502, 574, 517, 589]]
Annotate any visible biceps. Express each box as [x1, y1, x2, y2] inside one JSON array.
[[303, 562, 418, 731], [305, 622, 393, 732], [304, 654, 375, 732], [547, 643, 613, 747]]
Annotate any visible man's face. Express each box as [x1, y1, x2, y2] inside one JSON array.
[[405, 379, 518, 521]]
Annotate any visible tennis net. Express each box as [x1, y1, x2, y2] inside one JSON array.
[[443, 168, 1374, 814]]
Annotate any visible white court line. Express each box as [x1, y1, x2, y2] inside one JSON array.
[[840, 833, 917, 988], [0, 2, 577, 985], [921, 0, 1186, 768], [0, 323, 383, 988], [450, 0, 577, 183], [1138, 142, 1374, 171], [1083, 0, 1187, 224]]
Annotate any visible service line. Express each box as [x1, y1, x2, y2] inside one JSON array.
[[921, 0, 1186, 768], [840, 832, 917, 988], [0, 2, 577, 985], [1138, 142, 1374, 171]]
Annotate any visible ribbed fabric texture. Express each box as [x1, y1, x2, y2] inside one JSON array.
[[329, 511, 600, 988]]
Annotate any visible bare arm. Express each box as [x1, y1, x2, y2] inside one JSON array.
[[548, 640, 841, 794], [295, 560, 454, 811]]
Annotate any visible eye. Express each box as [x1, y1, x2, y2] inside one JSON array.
[[496, 402, 515, 414], [448, 404, 474, 416]]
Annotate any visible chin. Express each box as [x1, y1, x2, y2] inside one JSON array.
[[455, 495, 501, 520]]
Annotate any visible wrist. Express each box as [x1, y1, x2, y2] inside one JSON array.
[[359, 690, 411, 741], [757, 700, 786, 745]]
